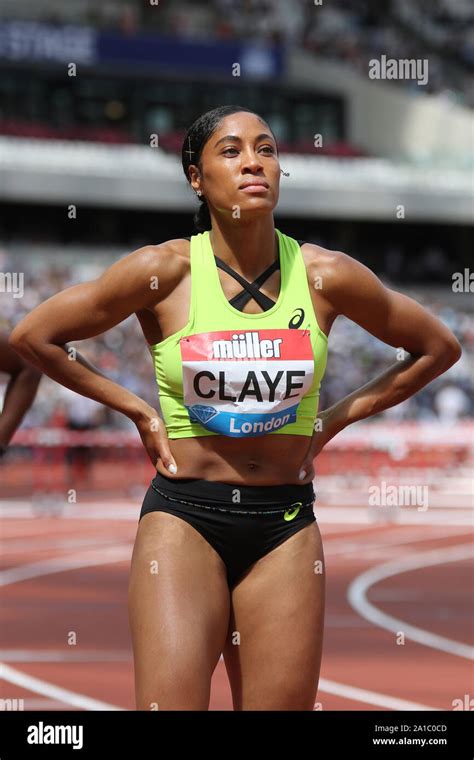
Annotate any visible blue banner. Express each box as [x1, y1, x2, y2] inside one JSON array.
[[0, 21, 283, 79]]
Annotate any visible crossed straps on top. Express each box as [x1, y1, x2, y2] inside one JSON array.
[[183, 236, 306, 312]]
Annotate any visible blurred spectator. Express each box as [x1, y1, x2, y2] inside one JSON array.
[[434, 382, 471, 421], [0, 331, 42, 454], [0, 0, 471, 102]]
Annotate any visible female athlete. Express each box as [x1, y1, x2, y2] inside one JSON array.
[[9, 105, 461, 710]]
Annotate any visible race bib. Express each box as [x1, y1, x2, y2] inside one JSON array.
[[180, 329, 314, 437]]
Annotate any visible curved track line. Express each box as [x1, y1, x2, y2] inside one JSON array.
[[0, 663, 124, 711], [1, 525, 470, 711], [325, 527, 472, 556], [317, 678, 439, 711], [0, 545, 132, 586], [347, 542, 474, 659]]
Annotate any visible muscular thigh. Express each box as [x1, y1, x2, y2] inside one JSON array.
[[223, 521, 325, 710], [128, 511, 230, 709]]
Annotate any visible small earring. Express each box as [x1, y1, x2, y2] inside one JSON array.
[[280, 169, 290, 177], [196, 189, 202, 197]]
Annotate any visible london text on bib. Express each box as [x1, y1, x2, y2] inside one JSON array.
[[180, 329, 314, 437]]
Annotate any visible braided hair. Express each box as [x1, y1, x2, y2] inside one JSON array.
[[181, 105, 275, 233]]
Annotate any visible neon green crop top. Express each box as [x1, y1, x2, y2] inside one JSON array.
[[149, 229, 328, 439]]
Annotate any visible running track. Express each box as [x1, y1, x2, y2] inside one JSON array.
[[0, 499, 472, 711]]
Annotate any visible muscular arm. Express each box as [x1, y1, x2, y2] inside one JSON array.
[[297, 247, 462, 480], [323, 254, 461, 428], [8, 243, 183, 426], [0, 333, 42, 450], [311, 248, 462, 433]]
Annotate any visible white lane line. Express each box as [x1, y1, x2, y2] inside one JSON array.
[[316, 508, 473, 526], [348, 542, 474, 660], [0, 536, 130, 553], [0, 650, 131, 663], [0, 503, 137, 521], [0, 546, 134, 710], [325, 524, 466, 544], [0, 663, 125, 711], [25, 698, 77, 710], [0, 545, 131, 586], [325, 528, 474, 557], [1, 510, 471, 711], [216, 655, 437, 710], [317, 678, 440, 711], [319, 525, 371, 536], [317, 508, 473, 527]]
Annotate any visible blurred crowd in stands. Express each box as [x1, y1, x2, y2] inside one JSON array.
[[1, 0, 471, 103], [1, 249, 472, 434], [170, 0, 472, 103]]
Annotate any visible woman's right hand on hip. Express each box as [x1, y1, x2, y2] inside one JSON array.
[[135, 408, 177, 475]]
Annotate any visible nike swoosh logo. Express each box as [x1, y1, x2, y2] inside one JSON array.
[[283, 503, 302, 521]]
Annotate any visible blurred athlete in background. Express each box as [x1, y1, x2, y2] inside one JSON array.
[[0, 332, 42, 457]]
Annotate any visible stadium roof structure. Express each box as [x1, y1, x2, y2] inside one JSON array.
[[0, 137, 471, 224]]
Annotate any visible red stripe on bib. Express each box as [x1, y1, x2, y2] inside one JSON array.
[[180, 329, 312, 362]]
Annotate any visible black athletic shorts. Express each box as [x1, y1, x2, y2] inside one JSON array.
[[139, 471, 316, 589]]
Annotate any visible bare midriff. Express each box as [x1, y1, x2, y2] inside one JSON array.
[[155, 433, 312, 485]]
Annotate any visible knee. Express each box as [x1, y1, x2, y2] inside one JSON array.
[[134, 659, 214, 711], [135, 687, 211, 711], [241, 676, 319, 711]]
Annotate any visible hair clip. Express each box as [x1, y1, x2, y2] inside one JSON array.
[[185, 136, 194, 162]]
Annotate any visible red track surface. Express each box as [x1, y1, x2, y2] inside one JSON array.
[[1, 499, 472, 711]]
